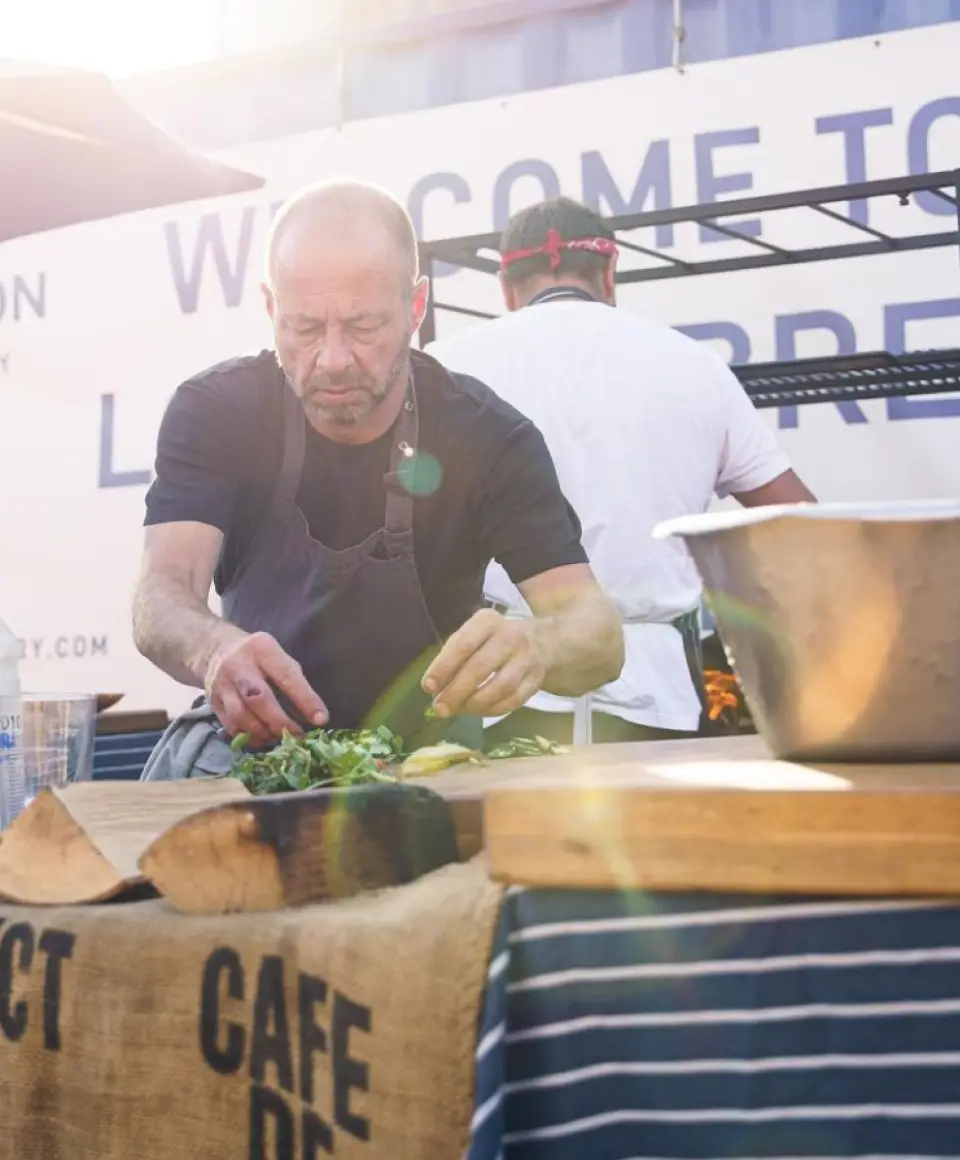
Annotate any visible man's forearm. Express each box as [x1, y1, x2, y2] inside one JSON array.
[[132, 574, 245, 689], [530, 594, 625, 698]]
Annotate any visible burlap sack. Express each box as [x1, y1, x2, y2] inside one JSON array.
[[0, 856, 502, 1160]]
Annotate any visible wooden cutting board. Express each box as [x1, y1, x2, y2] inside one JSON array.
[[417, 735, 960, 896]]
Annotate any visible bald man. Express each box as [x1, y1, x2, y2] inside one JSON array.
[[134, 181, 623, 778]]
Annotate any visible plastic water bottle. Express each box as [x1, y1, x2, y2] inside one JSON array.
[[0, 618, 25, 827]]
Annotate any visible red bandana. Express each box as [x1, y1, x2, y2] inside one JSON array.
[[500, 227, 618, 271]]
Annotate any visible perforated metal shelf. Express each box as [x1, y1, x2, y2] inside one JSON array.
[[734, 348, 960, 408], [417, 170, 960, 407]]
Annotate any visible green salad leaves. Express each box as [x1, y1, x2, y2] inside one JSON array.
[[228, 725, 567, 796]]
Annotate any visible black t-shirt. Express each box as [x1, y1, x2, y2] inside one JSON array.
[[144, 349, 587, 638]]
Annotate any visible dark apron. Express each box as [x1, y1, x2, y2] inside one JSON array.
[[671, 607, 713, 735], [142, 372, 480, 781]]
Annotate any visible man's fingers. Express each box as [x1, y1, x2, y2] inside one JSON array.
[[253, 634, 328, 726], [475, 672, 542, 714], [457, 656, 531, 717], [213, 686, 247, 737], [423, 610, 499, 697], [215, 686, 272, 747], [432, 636, 516, 717], [205, 631, 320, 742], [228, 662, 304, 738]]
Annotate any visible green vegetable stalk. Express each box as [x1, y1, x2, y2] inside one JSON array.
[[484, 735, 567, 760]]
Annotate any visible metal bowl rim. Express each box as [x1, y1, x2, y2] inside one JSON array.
[[654, 498, 960, 540]]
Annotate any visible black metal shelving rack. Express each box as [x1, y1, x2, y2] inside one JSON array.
[[417, 169, 960, 408]]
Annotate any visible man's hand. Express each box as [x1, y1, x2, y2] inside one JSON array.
[[422, 609, 548, 718], [133, 524, 328, 745], [205, 631, 329, 746]]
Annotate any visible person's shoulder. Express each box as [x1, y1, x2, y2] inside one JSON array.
[[175, 349, 280, 404], [412, 348, 533, 434], [160, 351, 282, 440], [427, 310, 527, 354], [602, 308, 739, 394], [428, 311, 569, 377], [607, 308, 722, 361]]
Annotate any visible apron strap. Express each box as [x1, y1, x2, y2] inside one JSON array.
[[275, 369, 419, 536], [275, 378, 308, 507], [382, 374, 419, 536]]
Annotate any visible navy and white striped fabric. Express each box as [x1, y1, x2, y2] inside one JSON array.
[[468, 888, 960, 1159]]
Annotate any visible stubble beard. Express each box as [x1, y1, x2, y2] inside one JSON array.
[[277, 337, 411, 427]]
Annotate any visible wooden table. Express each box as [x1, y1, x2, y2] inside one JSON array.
[[8, 732, 959, 912]]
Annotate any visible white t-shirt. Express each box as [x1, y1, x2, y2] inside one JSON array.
[[426, 299, 791, 731]]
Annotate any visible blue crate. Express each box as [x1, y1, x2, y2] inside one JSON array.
[[92, 730, 165, 781]]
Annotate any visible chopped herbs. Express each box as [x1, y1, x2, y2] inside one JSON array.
[[227, 725, 569, 795], [229, 726, 405, 795]]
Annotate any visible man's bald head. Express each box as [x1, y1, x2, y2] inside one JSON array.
[[266, 180, 420, 292], [262, 180, 430, 441]]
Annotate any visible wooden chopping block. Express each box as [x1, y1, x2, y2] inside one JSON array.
[[470, 734, 960, 896], [407, 736, 766, 864], [0, 778, 251, 905], [139, 782, 460, 914]]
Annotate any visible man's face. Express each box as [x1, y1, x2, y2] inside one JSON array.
[[265, 227, 427, 430]]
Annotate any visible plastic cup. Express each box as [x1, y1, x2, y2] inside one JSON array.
[[17, 693, 97, 814]]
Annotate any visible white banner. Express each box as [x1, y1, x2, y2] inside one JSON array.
[[1, 23, 958, 711]]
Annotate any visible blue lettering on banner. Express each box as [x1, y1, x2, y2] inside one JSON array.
[[674, 321, 752, 365], [678, 298, 960, 429], [493, 159, 561, 230], [161, 94, 960, 312], [581, 143, 675, 248], [0, 273, 46, 324], [407, 172, 472, 279], [98, 395, 151, 490], [95, 295, 960, 492], [169, 131, 779, 307], [164, 208, 258, 314], [774, 310, 865, 428], [884, 298, 960, 420], [693, 127, 762, 243], [907, 98, 960, 215], [814, 108, 894, 227]]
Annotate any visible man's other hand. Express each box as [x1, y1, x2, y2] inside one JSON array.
[[422, 609, 547, 718]]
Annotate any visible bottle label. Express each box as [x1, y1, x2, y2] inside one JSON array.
[[0, 703, 21, 752]]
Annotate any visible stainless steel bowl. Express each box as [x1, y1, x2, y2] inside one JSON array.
[[655, 500, 960, 762]]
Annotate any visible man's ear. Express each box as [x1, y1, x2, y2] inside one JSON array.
[[498, 271, 520, 313], [411, 275, 430, 330], [261, 282, 277, 319], [602, 255, 617, 305]]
